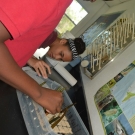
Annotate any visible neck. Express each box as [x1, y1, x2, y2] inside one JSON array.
[[50, 37, 60, 47]]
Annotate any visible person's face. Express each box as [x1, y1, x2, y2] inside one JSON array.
[[47, 39, 72, 62]]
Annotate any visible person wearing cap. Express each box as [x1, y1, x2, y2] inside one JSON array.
[[27, 31, 86, 79]]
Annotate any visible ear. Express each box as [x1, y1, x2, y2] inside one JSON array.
[[60, 39, 67, 45]]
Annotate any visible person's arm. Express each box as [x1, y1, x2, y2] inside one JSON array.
[[0, 22, 62, 114], [27, 56, 51, 79]]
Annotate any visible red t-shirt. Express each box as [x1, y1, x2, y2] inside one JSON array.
[[0, 0, 72, 67]]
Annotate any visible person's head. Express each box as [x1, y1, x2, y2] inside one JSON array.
[[47, 37, 86, 62]]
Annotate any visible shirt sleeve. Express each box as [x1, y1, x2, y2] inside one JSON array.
[[0, 0, 72, 39], [0, 1, 52, 39]]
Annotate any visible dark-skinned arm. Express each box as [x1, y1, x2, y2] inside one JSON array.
[[0, 22, 63, 114]]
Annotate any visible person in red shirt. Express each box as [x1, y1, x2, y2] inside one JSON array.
[[0, 0, 96, 114], [0, 0, 72, 114]]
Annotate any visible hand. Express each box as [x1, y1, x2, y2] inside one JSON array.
[[35, 87, 63, 114], [27, 57, 51, 78]]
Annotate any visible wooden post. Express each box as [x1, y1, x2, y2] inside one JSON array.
[[92, 56, 95, 73], [132, 13, 135, 40], [98, 53, 102, 70], [110, 28, 113, 60]]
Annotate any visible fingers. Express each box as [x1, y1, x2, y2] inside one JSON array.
[[36, 88, 64, 115], [42, 62, 51, 75], [28, 57, 51, 78], [51, 105, 62, 114], [35, 67, 42, 77], [46, 100, 63, 114], [34, 60, 51, 79], [49, 92, 63, 114], [56, 95, 63, 113], [46, 109, 51, 114], [38, 61, 48, 78]]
